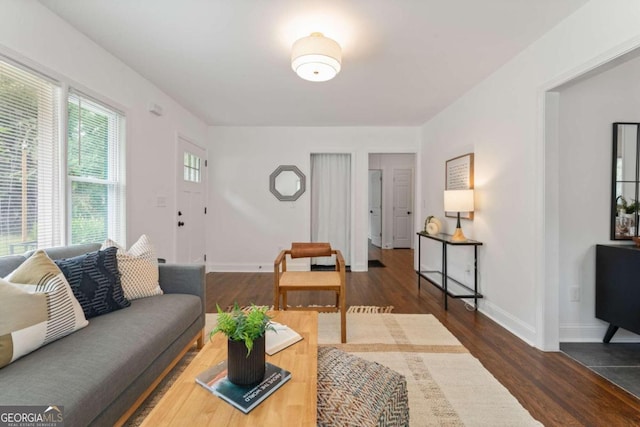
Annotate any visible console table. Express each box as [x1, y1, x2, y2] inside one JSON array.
[[416, 231, 483, 310]]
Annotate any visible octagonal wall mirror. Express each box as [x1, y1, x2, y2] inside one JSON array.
[[270, 165, 306, 201]]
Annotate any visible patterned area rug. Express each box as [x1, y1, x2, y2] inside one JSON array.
[[226, 305, 393, 313], [127, 313, 542, 426], [318, 314, 542, 426], [346, 305, 393, 313]]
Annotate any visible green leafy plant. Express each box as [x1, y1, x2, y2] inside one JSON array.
[[626, 200, 639, 214], [617, 196, 630, 214], [210, 303, 274, 356]]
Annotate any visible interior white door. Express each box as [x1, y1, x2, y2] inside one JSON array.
[[368, 169, 382, 247], [176, 136, 206, 263], [392, 169, 413, 248]]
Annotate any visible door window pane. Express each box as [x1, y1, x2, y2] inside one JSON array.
[[184, 152, 201, 183]]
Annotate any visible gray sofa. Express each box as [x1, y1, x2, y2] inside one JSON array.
[[0, 243, 206, 427]]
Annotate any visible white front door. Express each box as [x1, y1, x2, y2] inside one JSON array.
[[392, 169, 413, 248], [368, 169, 382, 247], [176, 136, 207, 263]]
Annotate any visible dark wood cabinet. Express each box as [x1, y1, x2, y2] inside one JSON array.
[[595, 244, 640, 342]]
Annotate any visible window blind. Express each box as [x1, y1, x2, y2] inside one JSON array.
[[0, 59, 61, 255]]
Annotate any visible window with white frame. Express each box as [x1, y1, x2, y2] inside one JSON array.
[[67, 91, 125, 245], [0, 57, 125, 255], [183, 151, 201, 183]]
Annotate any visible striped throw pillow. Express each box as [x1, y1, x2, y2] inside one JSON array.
[[0, 251, 88, 368], [102, 235, 162, 300]]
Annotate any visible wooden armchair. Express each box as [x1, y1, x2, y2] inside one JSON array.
[[274, 242, 347, 343]]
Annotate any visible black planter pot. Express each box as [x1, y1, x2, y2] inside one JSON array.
[[227, 335, 266, 386]]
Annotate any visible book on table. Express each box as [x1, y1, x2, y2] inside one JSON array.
[[265, 322, 303, 355], [195, 361, 292, 414]]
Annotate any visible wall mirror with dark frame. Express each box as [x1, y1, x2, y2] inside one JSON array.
[[611, 122, 640, 240], [269, 165, 306, 201]]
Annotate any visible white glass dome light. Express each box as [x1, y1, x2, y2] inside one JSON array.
[[291, 32, 342, 82]]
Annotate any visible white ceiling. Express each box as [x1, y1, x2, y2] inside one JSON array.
[[39, 0, 588, 126]]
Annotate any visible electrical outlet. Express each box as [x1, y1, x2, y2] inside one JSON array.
[[465, 264, 472, 274], [569, 286, 580, 302]]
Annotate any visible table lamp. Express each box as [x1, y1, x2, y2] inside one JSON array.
[[444, 189, 474, 242]]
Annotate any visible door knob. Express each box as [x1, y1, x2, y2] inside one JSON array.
[[370, 210, 373, 213], [178, 211, 182, 216], [407, 211, 412, 215], [178, 221, 184, 227]]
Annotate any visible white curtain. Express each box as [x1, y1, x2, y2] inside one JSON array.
[[310, 153, 351, 265]]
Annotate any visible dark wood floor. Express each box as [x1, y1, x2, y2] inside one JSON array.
[[206, 249, 640, 426]]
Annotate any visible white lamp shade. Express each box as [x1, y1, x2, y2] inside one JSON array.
[[291, 32, 342, 82], [444, 189, 474, 212]]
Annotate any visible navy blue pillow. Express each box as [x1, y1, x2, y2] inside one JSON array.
[[55, 247, 130, 318]]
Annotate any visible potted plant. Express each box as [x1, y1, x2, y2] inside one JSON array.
[[210, 303, 274, 385], [625, 200, 639, 215]]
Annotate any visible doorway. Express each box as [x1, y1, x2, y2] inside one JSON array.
[[368, 169, 382, 248], [176, 135, 206, 264], [368, 154, 415, 265], [368, 169, 383, 265]]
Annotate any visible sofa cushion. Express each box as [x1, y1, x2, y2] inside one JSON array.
[[0, 255, 27, 278], [1, 251, 89, 368], [0, 293, 201, 427], [54, 247, 130, 318], [102, 235, 163, 300]]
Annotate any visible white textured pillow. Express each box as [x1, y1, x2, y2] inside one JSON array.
[[1, 251, 89, 368], [102, 235, 163, 300]]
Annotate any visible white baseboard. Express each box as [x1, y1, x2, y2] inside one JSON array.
[[207, 263, 365, 273], [206, 263, 309, 273], [560, 324, 640, 343], [478, 300, 537, 347], [419, 261, 538, 346], [351, 263, 366, 272]]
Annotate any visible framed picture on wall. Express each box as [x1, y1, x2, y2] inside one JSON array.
[[445, 153, 474, 219]]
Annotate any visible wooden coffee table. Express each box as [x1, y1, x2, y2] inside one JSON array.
[[140, 311, 318, 426]]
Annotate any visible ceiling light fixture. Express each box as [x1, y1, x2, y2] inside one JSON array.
[[291, 32, 342, 82]]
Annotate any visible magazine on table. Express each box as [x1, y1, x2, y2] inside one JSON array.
[[265, 322, 303, 355], [195, 360, 228, 391], [195, 361, 292, 414]]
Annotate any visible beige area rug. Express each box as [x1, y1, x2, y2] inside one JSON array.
[[317, 313, 542, 426], [128, 312, 542, 426]]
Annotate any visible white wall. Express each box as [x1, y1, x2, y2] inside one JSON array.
[[420, 0, 640, 348], [557, 53, 640, 342], [369, 153, 416, 249], [0, 0, 208, 260], [207, 127, 420, 272]]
